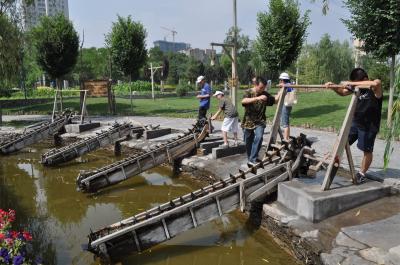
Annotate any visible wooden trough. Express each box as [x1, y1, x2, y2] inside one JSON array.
[[41, 122, 144, 166], [76, 120, 210, 193], [0, 114, 71, 154], [85, 133, 313, 259]]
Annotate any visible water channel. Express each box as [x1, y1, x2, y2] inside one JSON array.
[[0, 141, 297, 265]]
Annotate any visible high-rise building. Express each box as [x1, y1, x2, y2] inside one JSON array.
[[20, 0, 69, 30], [153, 40, 190, 53]]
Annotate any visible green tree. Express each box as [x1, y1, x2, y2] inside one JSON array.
[[32, 14, 79, 91], [71, 47, 110, 82], [343, 0, 400, 125], [223, 27, 254, 84], [0, 14, 22, 92], [257, 0, 310, 78], [106, 15, 147, 81], [148, 47, 164, 63], [185, 58, 204, 84], [295, 34, 353, 84], [360, 55, 390, 91]]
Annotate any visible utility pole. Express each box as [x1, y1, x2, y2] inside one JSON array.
[[149, 63, 163, 101], [209, 0, 239, 107], [45, 0, 49, 16], [232, 0, 238, 107]]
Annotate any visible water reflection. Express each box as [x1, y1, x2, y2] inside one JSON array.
[[0, 143, 296, 265]]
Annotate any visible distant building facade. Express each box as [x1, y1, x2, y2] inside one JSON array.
[[153, 40, 190, 53], [181, 48, 216, 63], [20, 0, 69, 30]]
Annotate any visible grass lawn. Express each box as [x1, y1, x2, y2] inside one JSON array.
[[1, 89, 392, 136]]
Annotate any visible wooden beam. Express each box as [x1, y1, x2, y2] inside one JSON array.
[[321, 88, 360, 190], [263, 87, 287, 154], [345, 143, 357, 184]]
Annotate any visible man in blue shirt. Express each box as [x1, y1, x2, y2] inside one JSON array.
[[196, 75, 212, 120]]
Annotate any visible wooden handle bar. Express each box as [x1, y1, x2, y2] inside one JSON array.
[[276, 84, 371, 89]]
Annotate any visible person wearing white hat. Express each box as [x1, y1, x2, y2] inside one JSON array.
[[196, 75, 212, 120], [279, 72, 296, 141], [211, 91, 239, 148]]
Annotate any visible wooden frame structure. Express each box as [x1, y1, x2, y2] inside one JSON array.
[[52, 89, 88, 124], [276, 84, 372, 190]]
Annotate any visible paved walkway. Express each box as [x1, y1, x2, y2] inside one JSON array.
[[2, 114, 400, 180]]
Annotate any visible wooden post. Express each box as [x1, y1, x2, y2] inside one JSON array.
[[0, 101, 2, 125], [345, 143, 357, 184], [51, 90, 58, 122], [80, 90, 87, 124], [321, 88, 360, 190], [264, 87, 287, 153]]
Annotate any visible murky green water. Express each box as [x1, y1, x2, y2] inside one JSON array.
[[0, 143, 297, 265]]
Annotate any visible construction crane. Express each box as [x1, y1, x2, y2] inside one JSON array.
[[161, 26, 177, 43]]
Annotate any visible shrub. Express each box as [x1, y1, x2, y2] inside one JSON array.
[[113, 81, 158, 95], [176, 83, 195, 97]]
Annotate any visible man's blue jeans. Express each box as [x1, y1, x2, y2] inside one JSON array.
[[243, 125, 265, 163]]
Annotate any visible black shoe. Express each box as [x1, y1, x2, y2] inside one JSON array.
[[356, 172, 366, 184]]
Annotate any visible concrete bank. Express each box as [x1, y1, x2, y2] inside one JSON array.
[[1, 115, 400, 265]]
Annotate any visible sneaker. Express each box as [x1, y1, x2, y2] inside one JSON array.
[[247, 161, 258, 168], [220, 143, 229, 149], [233, 140, 239, 146], [356, 172, 366, 184]]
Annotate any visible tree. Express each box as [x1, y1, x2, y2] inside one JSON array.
[[295, 34, 354, 84], [148, 47, 164, 63], [223, 27, 254, 84], [71, 47, 111, 82], [343, 0, 400, 125], [257, 0, 310, 78], [32, 14, 79, 91], [0, 14, 22, 91], [185, 58, 203, 84], [106, 15, 147, 81]]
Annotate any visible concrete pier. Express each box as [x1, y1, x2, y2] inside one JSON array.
[[277, 175, 391, 222]]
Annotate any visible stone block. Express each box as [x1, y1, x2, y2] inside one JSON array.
[[199, 140, 224, 155], [277, 177, 391, 222], [359, 247, 387, 264], [386, 245, 400, 265], [383, 178, 400, 194], [335, 232, 367, 250], [320, 253, 344, 265], [211, 144, 246, 159], [64, 122, 100, 133], [144, 128, 171, 139]]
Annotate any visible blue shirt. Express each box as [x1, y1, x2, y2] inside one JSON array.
[[199, 83, 212, 109]]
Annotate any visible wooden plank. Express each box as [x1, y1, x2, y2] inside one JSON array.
[[247, 172, 288, 201], [78, 123, 209, 192], [131, 230, 141, 252], [189, 208, 198, 227], [345, 143, 357, 184], [161, 219, 171, 239], [321, 89, 360, 190], [88, 163, 286, 249], [264, 87, 287, 153]]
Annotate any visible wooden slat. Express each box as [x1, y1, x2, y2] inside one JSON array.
[[345, 143, 357, 184], [264, 87, 287, 154], [89, 163, 286, 249], [321, 89, 360, 190]]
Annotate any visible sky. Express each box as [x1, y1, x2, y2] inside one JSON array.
[[69, 0, 352, 50]]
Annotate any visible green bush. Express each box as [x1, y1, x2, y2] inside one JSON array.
[[176, 83, 195, 97], [0, 87, 80, 99], [113, 81, 158, 95]]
